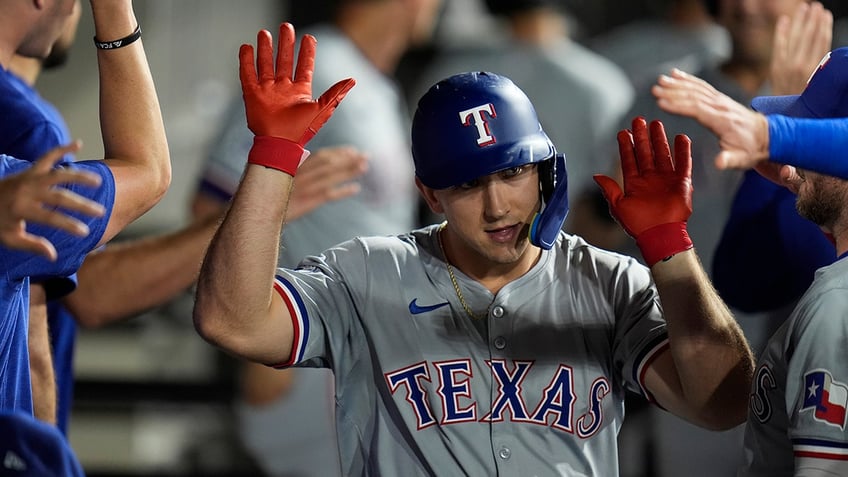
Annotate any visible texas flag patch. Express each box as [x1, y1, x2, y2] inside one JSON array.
[[801, 370, 848, 430]]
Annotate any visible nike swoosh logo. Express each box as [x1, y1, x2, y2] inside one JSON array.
[[408, 299, 450, 315]]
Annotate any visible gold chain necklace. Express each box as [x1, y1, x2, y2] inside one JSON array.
[[437, 224, 488, 320]]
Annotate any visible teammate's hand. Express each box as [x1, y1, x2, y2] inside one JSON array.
[[652, 68, 810, 192], [1, 142, 105, 261], [770, 1, 832, 96], [287, 146, 368, 220], [594, 117, 693, 266], [653, 69, 771, 171], [239, 22, 355, 146], [764, 0, 830, 194]]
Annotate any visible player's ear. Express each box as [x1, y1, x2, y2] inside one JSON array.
[[415, 177, 445, 214]]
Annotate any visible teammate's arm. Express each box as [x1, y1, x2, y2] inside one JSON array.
[[595, 118, 754, 429], [89, 0, 171, 245], [193, 23, 354, 364], [62, 212, 221, 328], [766, 116, 848, 182]]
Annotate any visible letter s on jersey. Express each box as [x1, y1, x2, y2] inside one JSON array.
[[750, 364, 777, 423]]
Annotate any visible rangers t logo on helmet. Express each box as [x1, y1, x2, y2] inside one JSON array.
[[458, 103, 497, 147]]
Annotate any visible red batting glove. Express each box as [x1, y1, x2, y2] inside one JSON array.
[[240, 22, 356, 176], [593, 117, 694, 267]]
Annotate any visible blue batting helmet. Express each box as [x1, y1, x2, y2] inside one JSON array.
[[411, 71, 556, 189]]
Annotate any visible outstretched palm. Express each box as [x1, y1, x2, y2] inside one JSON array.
[[239, 23, 355, 146]]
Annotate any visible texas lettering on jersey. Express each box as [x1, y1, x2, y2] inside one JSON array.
[[385, 358, 609, 438]]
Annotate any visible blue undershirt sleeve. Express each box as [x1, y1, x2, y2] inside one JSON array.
[[768, 115, 848, 179]]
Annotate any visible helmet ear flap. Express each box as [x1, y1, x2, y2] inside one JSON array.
[[530, 153, 569, 250], [539, 156, 556, 202], [538, 153, 567, 202]]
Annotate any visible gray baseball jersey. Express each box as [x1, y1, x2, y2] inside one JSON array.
[[740, 255, 848, 477], [273, 225, 669, 476]]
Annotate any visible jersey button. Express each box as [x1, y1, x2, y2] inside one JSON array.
[[494, 336, 506, 350], [498, 446, 511, 460], [492, 306, 504, 318]]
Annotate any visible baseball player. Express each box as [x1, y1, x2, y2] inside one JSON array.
[[686, 48, 848, 477], [194, 23, 754, 476], [0, 0, 170, 419]]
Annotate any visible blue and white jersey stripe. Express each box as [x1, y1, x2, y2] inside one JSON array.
[[272, 275, 310, 367]]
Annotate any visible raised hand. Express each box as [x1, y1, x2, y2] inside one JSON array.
[[770, 1, 833, 96], [240, 23, 355, 175], [594, 117, 693, 266], [652, 69, 780, 173], [763, 1, 832, 191], [1, 142, 105, 261], [287, 146, 368, 220]]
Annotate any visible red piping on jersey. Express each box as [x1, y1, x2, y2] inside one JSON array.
[[268, 280, 302, 369], [795, 451, 848, 461]]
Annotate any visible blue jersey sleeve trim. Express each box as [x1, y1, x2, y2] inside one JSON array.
[[38, 275, 78, 301], [793, 438, 848, 461]]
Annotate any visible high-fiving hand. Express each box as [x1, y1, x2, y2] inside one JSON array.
[[241, 23, 356, 175], [652, 69, 804, 191], [594, 117, 694, 266], [770, 1, 832, 97]]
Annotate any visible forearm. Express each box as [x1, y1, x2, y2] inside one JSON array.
[[651, 250, 754, 428], [91, 0, 171, 239], [768, 116, 848, 179], [65, 213, 222, 328], [28, 284, 56, 424], [194, 165, 294, 364]]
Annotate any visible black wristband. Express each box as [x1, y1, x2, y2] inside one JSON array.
[[93, 25, 141, 50]]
